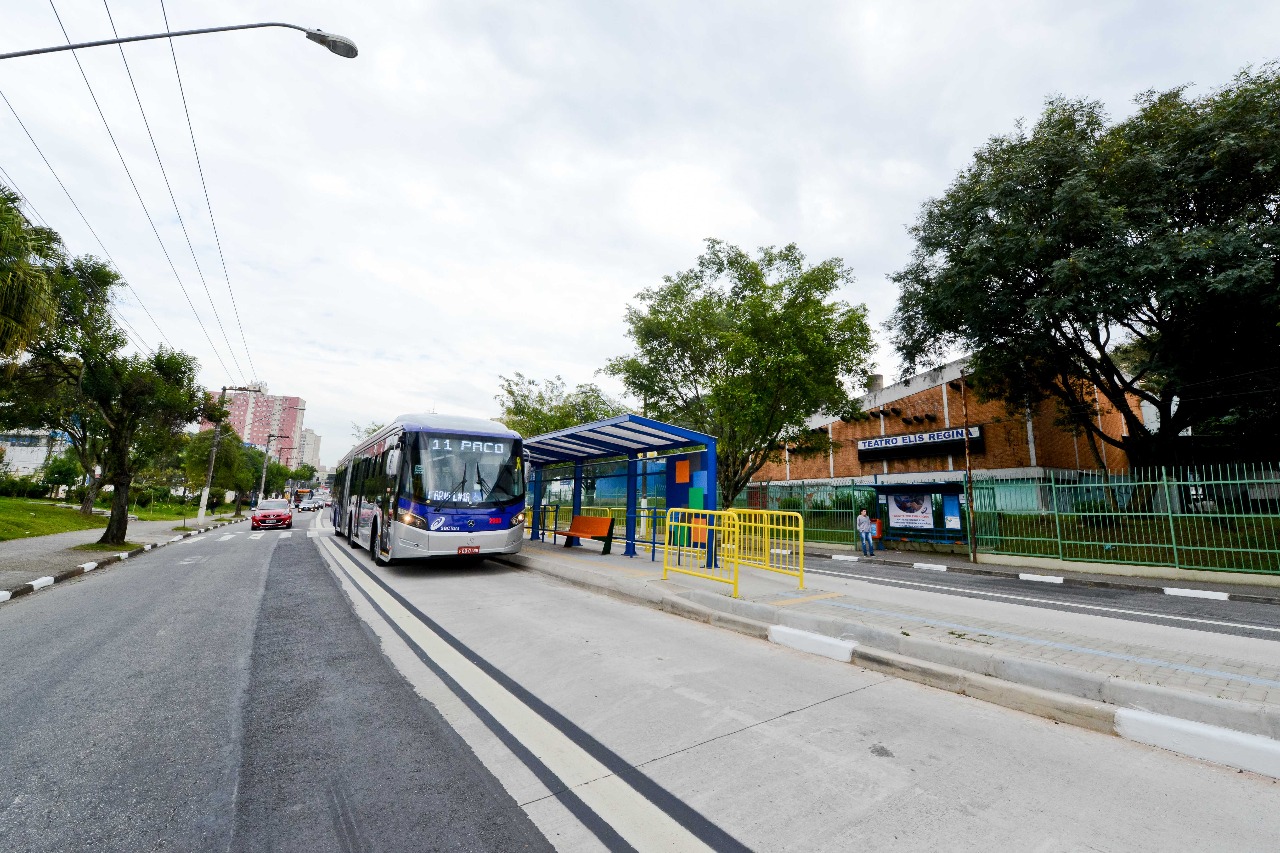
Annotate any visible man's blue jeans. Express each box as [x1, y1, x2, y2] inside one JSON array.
[[860, 530, 874, 556]]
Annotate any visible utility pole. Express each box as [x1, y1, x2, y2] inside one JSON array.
[[198, 385, 258, 525], [960, 371, 976, 563], [259, 434, 288, 500]]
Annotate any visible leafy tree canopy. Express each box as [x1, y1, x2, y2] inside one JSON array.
[[494, 373, 630, 438], [351, 421, 384, 440], [292, 463, 318, 483], [606, 239, 873, 504], [889, 65, 1280, 466], [0, 184, 59, 358]]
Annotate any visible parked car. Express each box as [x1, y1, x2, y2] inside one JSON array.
[[252, 499, 293, 530]]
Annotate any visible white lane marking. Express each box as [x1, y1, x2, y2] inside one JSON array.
[[1019, 573, 1064, 584], [317, 537, 715, 852], [914, 563, 948, 572], [219, 534, 235, 541], [1165, 587, 1230, 601], [803, 568, 1280, 633], [279, 531, 292, 539], [307, 530, 318, 538], [29, 576, 54, 590], [249, 533, 264, 540]]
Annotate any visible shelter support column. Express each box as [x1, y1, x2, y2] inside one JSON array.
[[624, 454, 638, 557], [531, 465, 544, 541], [569, 461, 584, 547]]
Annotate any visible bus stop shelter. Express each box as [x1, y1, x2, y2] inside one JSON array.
[[523, 414, 717, 557]]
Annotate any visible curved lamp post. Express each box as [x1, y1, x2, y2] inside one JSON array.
[[0, 22, 358, 61]]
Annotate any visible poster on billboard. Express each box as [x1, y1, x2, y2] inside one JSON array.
[[888, 494, 934, 529]]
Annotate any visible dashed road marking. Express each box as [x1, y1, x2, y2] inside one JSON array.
[[280, 531, 292, 539], [249, 533, 264, 540], [219, 534, 235, 541]]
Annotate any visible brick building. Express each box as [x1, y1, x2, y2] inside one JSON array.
[[752, 357, 1137, 487], [201, 384, 306, 469]]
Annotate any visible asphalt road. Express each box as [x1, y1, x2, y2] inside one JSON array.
[[0, 513, 548, 852], [808, 559, 1280, 640]]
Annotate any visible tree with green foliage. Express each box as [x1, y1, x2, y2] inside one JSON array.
[[606, 239, 874, 505], [13, 256, 210, 544], [41, 448, 82, 494], [494, 373, 630, 437], [0, 184, 59, 358], [351, 421, 384, 440], [291, 463, 318, 484], [185, 427, 244, 501], [889, 66, 1280, 467]]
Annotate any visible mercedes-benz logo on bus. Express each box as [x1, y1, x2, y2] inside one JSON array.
[[467, 519, 475, 529]]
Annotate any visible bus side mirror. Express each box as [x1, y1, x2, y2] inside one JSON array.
[[386, 448, 401, 476]]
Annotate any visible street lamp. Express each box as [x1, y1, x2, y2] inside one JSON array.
[[198, 385, 259, 526], [0, 22, 358, 61]]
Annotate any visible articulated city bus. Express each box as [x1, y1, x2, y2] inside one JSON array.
[[332, 413, 525, 564]]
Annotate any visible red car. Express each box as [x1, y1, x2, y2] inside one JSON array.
[[252, 499, 293, 531]]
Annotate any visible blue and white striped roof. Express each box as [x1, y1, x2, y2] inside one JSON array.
[[523, 414, 715, 465]]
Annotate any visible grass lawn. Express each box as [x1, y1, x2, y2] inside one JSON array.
[[0, 498, 107, 542], [72, 541, 142, 552]]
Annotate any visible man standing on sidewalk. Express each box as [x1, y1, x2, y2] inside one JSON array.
[[857, 509, 874, 556]]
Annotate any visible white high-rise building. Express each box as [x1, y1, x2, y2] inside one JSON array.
[[299, 428, 322, 470]]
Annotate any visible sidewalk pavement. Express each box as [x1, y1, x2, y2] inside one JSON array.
[[501, 538, 1280, 778], [807, 541, 1280, 602], [0, 514, 238, 593]]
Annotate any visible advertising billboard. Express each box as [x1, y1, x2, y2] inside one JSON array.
[[887, 494, 934, 529]]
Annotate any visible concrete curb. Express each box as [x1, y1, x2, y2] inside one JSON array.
[[499, 549, 1280, 779], [0, 517, 248, 604], [814, 552, 1280, 606]]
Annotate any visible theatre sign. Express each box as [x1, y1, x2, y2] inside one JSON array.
[[856, 426, 983, 461]]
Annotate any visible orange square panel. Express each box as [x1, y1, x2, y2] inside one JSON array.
[[675, 460, 690, 484]]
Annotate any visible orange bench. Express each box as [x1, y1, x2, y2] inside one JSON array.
[[560, 515, 616, 555]]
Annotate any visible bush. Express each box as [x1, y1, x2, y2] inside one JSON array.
[[0, 476, 52, 499]]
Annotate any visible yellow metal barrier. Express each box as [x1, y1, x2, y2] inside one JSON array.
[[731, 509, 805, 589], [663, 508, 741, 597]]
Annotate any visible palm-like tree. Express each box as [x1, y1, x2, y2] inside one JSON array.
[[0, 184, 62, 357]]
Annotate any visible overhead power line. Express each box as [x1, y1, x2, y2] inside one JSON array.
[[0, 89, 173, 351], [99, 0, 245, 381], [46, 0, 235, 379], [158, 0, 258, 381]]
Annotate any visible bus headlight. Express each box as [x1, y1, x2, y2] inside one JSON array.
[[510, 511, 526, 528], [399, 510, 429, 530]]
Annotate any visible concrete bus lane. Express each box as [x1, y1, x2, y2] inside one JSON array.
[[0, 512, 548, 852], [322, 532, 1280, 852]]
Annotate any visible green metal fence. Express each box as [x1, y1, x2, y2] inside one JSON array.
[[972, 464, 1280, 574], [737, 482, 879, 546]]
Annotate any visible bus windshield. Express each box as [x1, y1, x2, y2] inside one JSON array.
[[406, 432, 524, 508]]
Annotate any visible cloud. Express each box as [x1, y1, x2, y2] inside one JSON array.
[[2, 0, 1278, 463]]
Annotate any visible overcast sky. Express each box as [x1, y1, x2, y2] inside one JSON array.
[[3, 1, 1277, 464]]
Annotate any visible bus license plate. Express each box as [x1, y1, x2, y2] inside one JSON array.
[[457, 546, 480, 555]]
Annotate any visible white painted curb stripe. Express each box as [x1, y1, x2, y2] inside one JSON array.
[[1115, 708, 1280, 779], [29, 576, 54, 590], [913, 562, 948, 572], [769, 548, 792, 555], [79, 562, 97, 572], [0, 590, 10, 602], [143, 544, 152, 551], [1019, 573, 1063, 583], [1164, 587, 1230, 600], [767, 625, 856, 662], [317, 537, 715, 851], [831, 554, 859, 562], [116, 553, 129, 560]]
